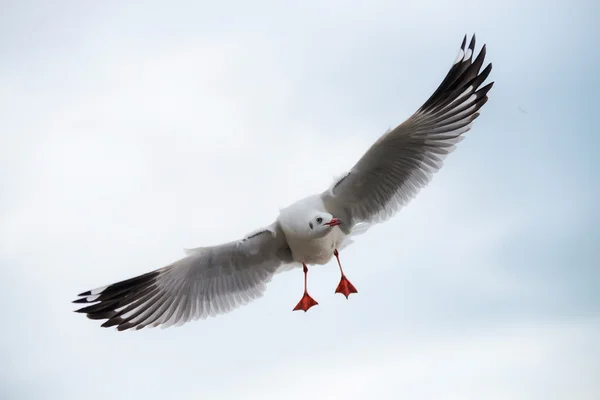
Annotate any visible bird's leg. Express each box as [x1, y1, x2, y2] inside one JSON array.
[[293, 263, 319, 312], [334, 249, 358, 299]]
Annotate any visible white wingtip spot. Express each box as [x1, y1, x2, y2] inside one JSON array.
[[86, 294, 101, 302], [121, 308, 138, 320], [463, 47, 473, 61], [457, 85, 474, 101], [454, 49, 465, 64], [465, 93, 477, 106], [91, 286, 108, 295]]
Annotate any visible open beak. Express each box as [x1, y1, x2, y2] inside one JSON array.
[[324, 218, 342, 227]]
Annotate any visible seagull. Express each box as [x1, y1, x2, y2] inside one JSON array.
[[73, 34, 493, 331]]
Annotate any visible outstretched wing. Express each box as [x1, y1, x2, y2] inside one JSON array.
[[322, 34, 493, 227], [73, 222, 293, 331]]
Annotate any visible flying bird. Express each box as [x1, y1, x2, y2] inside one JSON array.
[[74, 34, 494, 331]]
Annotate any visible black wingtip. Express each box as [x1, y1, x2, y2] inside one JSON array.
[[414, 32, 494, 120], [483, 81, 495, 91], [73, 270, 163, 331], [117, 323, 134, 331], [477, 44, 487, 61], [101, 318, 123, 329], [74, 307, 87, 313], [469, 34, 476, 51]]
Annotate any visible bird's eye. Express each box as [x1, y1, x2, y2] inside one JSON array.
[[316, 217, 323, 224]]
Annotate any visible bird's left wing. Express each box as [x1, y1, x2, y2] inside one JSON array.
[[73, 222, 293, 331], [322, 34, 493, 229]]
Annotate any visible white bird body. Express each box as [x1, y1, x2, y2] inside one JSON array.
[[74, 34, 494, 331], [278, 194, 346, 265], [285, 232, 342, 265]]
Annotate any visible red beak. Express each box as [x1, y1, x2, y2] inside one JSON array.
[[324, 218, 342, 227]]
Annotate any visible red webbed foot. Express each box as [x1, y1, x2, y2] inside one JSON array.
[[293, 263, 318, 312], [335, 275, 358, 299], [333, 249, 358, 299], [293, 292, 319, 312]]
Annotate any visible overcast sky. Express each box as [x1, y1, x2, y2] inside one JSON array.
[[1, 1, 599, 399]]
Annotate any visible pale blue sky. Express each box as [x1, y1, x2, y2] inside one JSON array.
[[1, 1, 599, 399]]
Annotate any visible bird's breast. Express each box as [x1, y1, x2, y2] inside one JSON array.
[[287, 229, 343, 265]]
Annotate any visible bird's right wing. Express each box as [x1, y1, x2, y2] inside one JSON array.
[[322, 34, 493, 229], [73, 222, 293, 331]]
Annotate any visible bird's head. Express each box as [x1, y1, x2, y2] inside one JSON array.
[[306, 212, 342, 238]]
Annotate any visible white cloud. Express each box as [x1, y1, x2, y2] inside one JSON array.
[[205, 319, 600, 400]]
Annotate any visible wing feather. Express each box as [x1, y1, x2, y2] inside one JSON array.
[[73, 222, 293, 331], [322, 34, 493, 227]]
